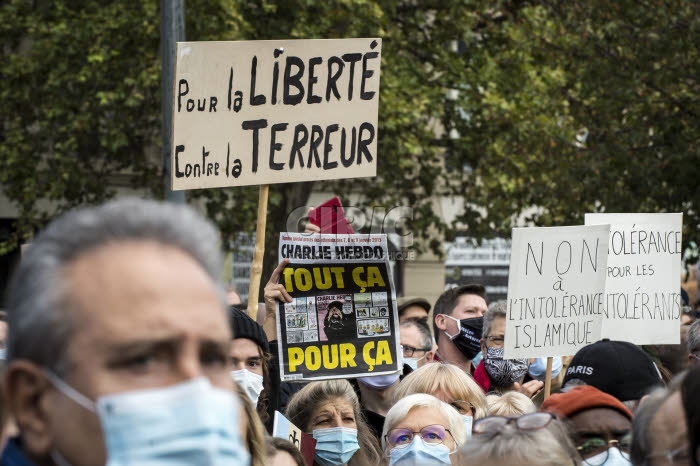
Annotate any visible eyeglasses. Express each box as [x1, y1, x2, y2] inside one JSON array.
[[484, 336, 505, 347], [645, 445, 690, 465], [473, 412, 556, 435], [402, 345, 431, 358], [386, 424, 454, 450], [577, 437, 632, 465], [447, 400, 474, 416]]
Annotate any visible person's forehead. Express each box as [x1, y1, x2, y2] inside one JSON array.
[[569, 407, 632, 435], [400, 325, 423, 347], [488, 316, 506, 335], [64, 241, 229, 344], [314, 398, 354, 416], [394, 406, 448, 431], [230, 337, 262, 359], [453, 293, 487, 312], [269, 450, 297, 466]]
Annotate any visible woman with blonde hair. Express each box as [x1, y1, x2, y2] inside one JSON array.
[[234, 381, 266, 466], [285, 379, 383, 466], [485, 391, 537, 417], [393, 362, 487, 435]]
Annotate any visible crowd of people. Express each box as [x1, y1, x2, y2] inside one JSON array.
[[0, 197, 698, 466]]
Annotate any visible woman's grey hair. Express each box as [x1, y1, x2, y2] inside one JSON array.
[[5, 198, 225, 375], [483, 300, 507, 339], [456, 417, 581, 466], [382, 393, 467, 452], [284, 379, 383, 466]]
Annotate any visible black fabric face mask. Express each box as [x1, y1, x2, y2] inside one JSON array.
[[444, 315, 483, 360]]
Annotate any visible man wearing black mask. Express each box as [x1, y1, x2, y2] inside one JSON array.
[[432, 284, 488, 374]]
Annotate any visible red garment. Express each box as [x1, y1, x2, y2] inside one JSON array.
[[473, 359, 490, 393]]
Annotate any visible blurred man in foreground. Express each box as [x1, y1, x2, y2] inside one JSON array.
[[1, 199, 248, 466]]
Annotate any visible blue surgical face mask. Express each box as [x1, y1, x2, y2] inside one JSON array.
[[403, 355, 426, 372], [471, 350, 483, 367], [388, 437, 452, 466], [312, 427, 360, 466], [528, 357, 563, 381], [585, 446, 632, 466], [357, 371, 401, 389], [45, 372, 250, 466]]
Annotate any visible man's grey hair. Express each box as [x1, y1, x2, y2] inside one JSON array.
[[400, 318, 433, 351], [456, 416, 581, 466], [688, 320, 700, 354], [630, 371, 687, 466], [483, 300, 507, 339], [5, 198, 225, 375]]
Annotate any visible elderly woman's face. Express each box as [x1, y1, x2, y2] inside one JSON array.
[[308, 397, 356, 432], [386, 407, 455, 453]]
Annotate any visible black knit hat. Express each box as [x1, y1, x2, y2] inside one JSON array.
[[229, 306, 269, 354], [563, 339, 663, 401]]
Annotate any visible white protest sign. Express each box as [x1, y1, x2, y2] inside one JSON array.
[[504, 225, 610, 359], [585, 213, 683, 344], [171, 38, 381, 190]]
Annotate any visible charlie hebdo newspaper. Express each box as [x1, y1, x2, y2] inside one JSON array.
[[276, 233, 401, 381]]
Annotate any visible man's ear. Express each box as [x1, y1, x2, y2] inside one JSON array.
[[480, 339, 487, 355], [425, 350, 435, 363], [3, 361, 54, 456], [434, 313, 447, 331]]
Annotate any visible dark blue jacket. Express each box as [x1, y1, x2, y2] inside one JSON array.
[[0, 438, 38, 466]]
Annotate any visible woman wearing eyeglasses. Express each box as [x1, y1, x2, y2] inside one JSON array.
[[382, 393, 467, 465], [392, 362, 487, 437], [455, 411, 581, 466]]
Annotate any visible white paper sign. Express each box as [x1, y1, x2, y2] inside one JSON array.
[[171, 38, 381, 191], [504, 225, 610, 359], [585, 213, 683, 344]]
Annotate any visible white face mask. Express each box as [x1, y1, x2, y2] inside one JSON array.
[[585, 447, 632, 466], [231, 369, 264, 406]]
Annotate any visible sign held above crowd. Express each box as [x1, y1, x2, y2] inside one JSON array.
[[171, 38, 382, 191], [276, 233, 401, 381], [585, 212, 683, 344], [504, 225, 610, 359]]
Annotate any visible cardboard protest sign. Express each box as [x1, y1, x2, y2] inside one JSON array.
[[276, 233, 401, 381], [171, 38, 382, 190], [273, 411, 316, 466], [585, 213, 683, 344], [504, 225, 610, 359]]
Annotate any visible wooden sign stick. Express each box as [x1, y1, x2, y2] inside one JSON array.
[[247, 184, 269, 320], [544, 356, 553, 399]]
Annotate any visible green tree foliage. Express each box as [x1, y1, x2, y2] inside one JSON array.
[[1, 1, 698, 281], [0, 1, 162, 251], [447, 1, 699, 243]]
